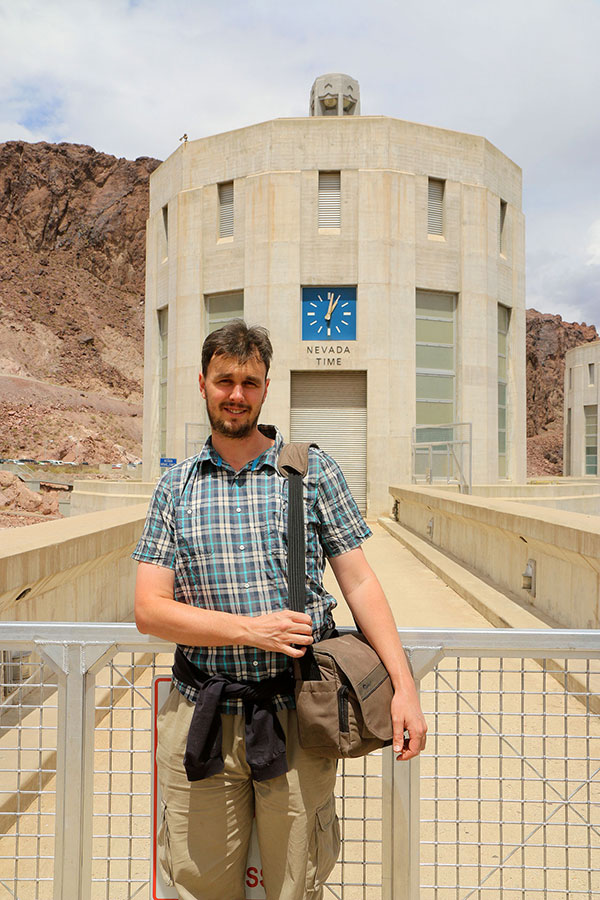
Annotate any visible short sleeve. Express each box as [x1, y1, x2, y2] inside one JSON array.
[[314, 451, 372, 558], [131, 472, 176, 569]]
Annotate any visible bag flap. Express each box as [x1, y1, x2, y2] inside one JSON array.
[[278, 442, 318, 477], [313, 633, 393, 740]]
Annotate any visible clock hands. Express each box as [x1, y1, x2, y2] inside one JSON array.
[[324, 294, 341, 337], [303, 289, 356, 340], [325, 298, 339, 320]]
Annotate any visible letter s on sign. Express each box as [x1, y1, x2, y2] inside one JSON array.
[[245, 867, 265, 889]]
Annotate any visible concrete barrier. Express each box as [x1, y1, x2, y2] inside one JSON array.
[[505, 494, 600, 514], [432, 479, 600, 514], [389, 485, 600, 630], [70, 480, 155, 515], [470, 479, 600, 515], [0, 504, 148, 622], [471, 479, 600, 497]]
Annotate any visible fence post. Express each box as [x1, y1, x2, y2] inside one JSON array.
[[37, 641, 114, 900], [382, 647, 443, 899], [382, 742, 421, 900]]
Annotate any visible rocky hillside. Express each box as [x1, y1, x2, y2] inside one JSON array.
[[526, 309, 598, 476], [0, 140, 161, 462]]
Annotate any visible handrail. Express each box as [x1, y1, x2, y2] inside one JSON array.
[[411, 422, 472, 493], [2, 621, 600, 655]]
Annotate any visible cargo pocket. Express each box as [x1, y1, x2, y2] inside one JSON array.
[[157, 801, 175, 887], [307, 794, 341, 891]]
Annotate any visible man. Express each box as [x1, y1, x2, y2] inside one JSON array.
[[133, 320, 427, 900]]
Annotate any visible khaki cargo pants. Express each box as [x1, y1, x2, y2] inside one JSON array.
[[157, 688, 340, 900]]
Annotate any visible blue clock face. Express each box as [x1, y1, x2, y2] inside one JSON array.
[[302, 287, 357, 341]]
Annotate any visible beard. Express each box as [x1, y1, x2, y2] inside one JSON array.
[[206, 400, 261, 439]]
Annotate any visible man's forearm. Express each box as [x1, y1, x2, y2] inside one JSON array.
[[136, 591, 249, 646], [341, 572, 415, 693], [134, 562, 313, 656], [328, 547, 427, 759]]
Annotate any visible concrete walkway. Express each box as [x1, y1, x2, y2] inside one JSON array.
[[325, 521, 493, 630]]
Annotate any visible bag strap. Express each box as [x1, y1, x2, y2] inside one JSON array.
[[287, 469, 305, 615], [278, 442, 317, 614], [278, 442, 323, 681], [281, 442, 365, 647]]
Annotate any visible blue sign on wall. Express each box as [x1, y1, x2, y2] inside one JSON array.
[[160, 457, 177, 467]]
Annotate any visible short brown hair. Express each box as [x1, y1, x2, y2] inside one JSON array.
[[201, 319, 273, 376]]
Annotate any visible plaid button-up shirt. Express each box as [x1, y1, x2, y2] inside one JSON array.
[[132, 424, 371, 713]]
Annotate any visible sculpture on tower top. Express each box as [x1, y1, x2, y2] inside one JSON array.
[[310, 74, 360, 116]]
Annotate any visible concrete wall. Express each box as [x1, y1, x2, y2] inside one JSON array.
[[504, 494, 600, 514], [0, 505, 148, 622], [471, 479, 600, 514], [470, 480, 600, 497], [435, 480, 600, 514], [564, 341, 600, 476], [143, 116, 526, 515], [70, 481, 155, 515], [389, 485, 600, 629]]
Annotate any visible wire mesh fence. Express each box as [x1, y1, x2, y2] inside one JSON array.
[[330, 753, 384, 899], [89, 653, 384, 900], [0, 651, 57, 900], [0, 627, 599, 900], [92, 652, 173, 900], [419, 655, 600, 898]]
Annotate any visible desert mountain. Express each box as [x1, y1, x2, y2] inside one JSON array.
[[0, 140, 161, 462], [526, 309, 598, 476]]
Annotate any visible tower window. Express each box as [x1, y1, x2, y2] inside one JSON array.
[[318, 172, 341, 229], [499, 200, 507, 255], [565, 408, 572, 476], [427, 178, 444, 235], [160, 204, 169, 260], [205, 292, 244, 334], [158, 308, 168, 459], [218, 181, 234, 238], [415, 291, 456, 478], [584, 405, 598, 475], [498, 305, 510, 477]]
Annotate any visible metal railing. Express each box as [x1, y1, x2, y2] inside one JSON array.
[[412, 423, 472, 493], [1, 624, 599, 899]]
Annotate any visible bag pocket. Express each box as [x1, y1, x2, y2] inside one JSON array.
[[310, 794, 341, 889], [157, 801, 175, 887], [295, 680, 340, 754], [338, 685, 350, 733]]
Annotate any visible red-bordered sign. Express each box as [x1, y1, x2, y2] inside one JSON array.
[[151, 676, 266, 899]]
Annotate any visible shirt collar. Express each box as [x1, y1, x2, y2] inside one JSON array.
[[197, 424, 284, 473]]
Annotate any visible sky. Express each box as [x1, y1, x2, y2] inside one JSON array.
[[1, 0, 599, 328]]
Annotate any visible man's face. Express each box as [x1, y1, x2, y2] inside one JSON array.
[[199, 353, 269, 439]]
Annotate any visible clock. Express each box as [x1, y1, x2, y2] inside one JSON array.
[[301, 287, 357, 341]]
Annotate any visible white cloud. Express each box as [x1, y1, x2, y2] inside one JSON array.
[[586, 220, 600, 267], [0, 0, 599, 326]]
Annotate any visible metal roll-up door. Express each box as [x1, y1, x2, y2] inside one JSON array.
[[290, 371, 367, 513]]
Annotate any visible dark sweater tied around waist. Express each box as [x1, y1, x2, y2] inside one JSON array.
[[172, 647, 295, 783]]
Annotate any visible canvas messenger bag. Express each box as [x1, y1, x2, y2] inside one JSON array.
[[278, 443, 394, 759]]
